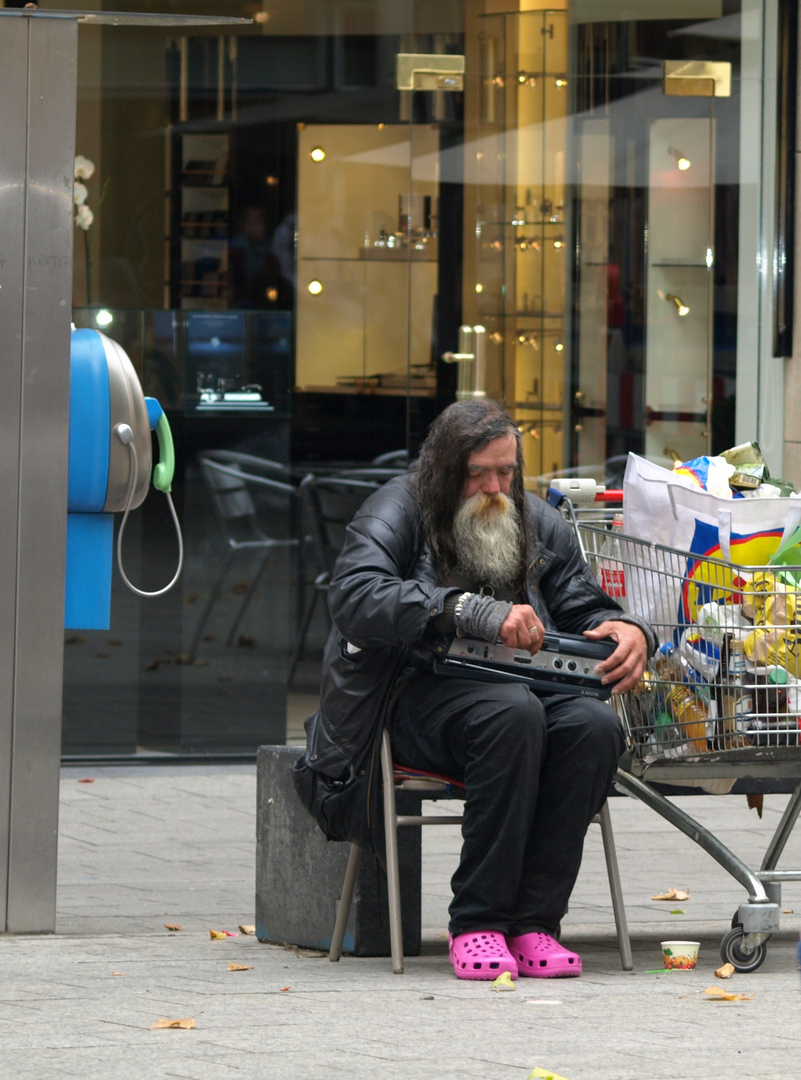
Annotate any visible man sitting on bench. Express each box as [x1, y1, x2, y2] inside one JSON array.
[[295, 399, 654, 981]]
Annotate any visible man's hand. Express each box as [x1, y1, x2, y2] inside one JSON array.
[[583, 621, 648, 694], [499, 604, 546, 654]]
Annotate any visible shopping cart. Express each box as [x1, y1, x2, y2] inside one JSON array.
[[549, 485, 801, 972]]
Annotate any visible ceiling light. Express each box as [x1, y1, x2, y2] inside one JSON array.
[[668, 146, 691, 171], [308, 280, 323, 295], [95, 309, 113, 327], [309, 147, 326, 162], [659, 289, 690, 317]]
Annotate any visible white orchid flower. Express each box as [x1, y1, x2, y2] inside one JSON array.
[[76, 204, 94, 230], [74, 155, 95, 180], [73, 181, 88, 206]]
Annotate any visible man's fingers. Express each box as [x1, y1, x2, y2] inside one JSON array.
[[499, 606, 544, 653]]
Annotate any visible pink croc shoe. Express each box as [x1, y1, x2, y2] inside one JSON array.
[[506, 932, 582, 978], [449, 931, 518, 981]]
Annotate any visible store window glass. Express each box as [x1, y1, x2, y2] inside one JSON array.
[[61, 0, 465, 758], [55, 0, 787, 759], [469, 0, 786, 491]]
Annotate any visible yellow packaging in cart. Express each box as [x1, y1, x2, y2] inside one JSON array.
[[741, 571, 801, 676]]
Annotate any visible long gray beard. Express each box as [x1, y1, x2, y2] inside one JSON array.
[[452, 491, 522, 591]]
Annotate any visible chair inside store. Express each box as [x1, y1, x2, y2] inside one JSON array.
[[328, 728, 633, 975], [371, 448, 409, 468], [287, 473, 385, 685], [189, 450, 305, 660]]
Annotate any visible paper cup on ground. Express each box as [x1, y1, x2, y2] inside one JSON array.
[[661, 940, 700, 969]]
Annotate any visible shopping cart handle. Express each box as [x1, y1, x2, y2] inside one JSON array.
[[547, 478, 605, 504], [546, 486, 568, 508]]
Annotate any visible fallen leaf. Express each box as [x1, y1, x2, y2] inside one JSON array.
[[294, 947, 326, 958], [144, 659, 160, 671], [164, 924, 183, 932], [715, 963, 736, 979], [237, 634, 256, 648], [232, 581, 250, 595], [150, 1017, 195, 1029], [209, 929, 238, 939], [704, 986, 756, 1002], [279, 986, 291, 992], [528, 1069, 572, 1080], [238, 925, 256, 935], [747, 793, 764, 818], [110, 972, 125, 976], [490, 971, 515, 992], [783, 909, 794, 914], [108, 639, 122, 646], [228, 962, 253, 972], [65, 634, 86, 645], [77, 778, 95, 784], [670, 909, 685, 915], [651, 889, 690, 901]]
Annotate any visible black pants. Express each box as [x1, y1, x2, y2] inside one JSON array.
[[392, 672, 625, 938]]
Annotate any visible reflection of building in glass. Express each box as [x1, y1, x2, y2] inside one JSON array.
[[59, 0, 794, 760]]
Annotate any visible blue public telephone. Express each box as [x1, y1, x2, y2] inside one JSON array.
[[66, 328, 183, 629]]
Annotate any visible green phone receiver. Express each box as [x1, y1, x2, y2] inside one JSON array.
[[145, 398, 175, 493]]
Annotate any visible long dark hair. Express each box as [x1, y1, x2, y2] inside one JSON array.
[[413, 399, 529, 589]]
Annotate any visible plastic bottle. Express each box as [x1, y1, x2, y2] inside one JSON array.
[[728, 637, 747, 679], [667, 685, 709, 753]]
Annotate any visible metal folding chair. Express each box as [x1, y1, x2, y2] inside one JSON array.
[[189, 451, 306, 660], [329, 728, 633, 974], [287, 473, 384, 685]]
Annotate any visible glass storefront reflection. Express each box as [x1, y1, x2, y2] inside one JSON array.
[[54, 1, 788, 758], [64, 309, 295, 756]]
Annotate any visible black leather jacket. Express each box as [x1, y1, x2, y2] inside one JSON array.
[[299, 473, 652, 784]]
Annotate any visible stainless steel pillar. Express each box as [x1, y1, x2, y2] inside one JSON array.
[[0, 14, 77, 934], [0, 8, 248, 935]]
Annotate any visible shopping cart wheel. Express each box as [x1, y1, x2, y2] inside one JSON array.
[[730, 910, 773, 933], [720, 927, 768, 973]]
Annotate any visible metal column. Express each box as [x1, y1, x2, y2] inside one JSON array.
[[0, 14, 77, 934], [0, 8, 248, 935]]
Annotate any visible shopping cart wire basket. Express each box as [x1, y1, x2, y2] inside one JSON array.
[[552, 487, 801, 972]]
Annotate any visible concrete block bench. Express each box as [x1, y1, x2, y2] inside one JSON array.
[[255, 744, 430, 956]]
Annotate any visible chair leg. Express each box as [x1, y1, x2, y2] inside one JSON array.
[[186, 551, 235, 660], [287, 589, 320, 686], [329, 843, 362, 962], [380, 729, 404, 974], [597, 801, 633, 971], [224, 549, 274, 646]]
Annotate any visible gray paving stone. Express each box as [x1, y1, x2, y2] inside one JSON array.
[[1, 764, 800, 1079]]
